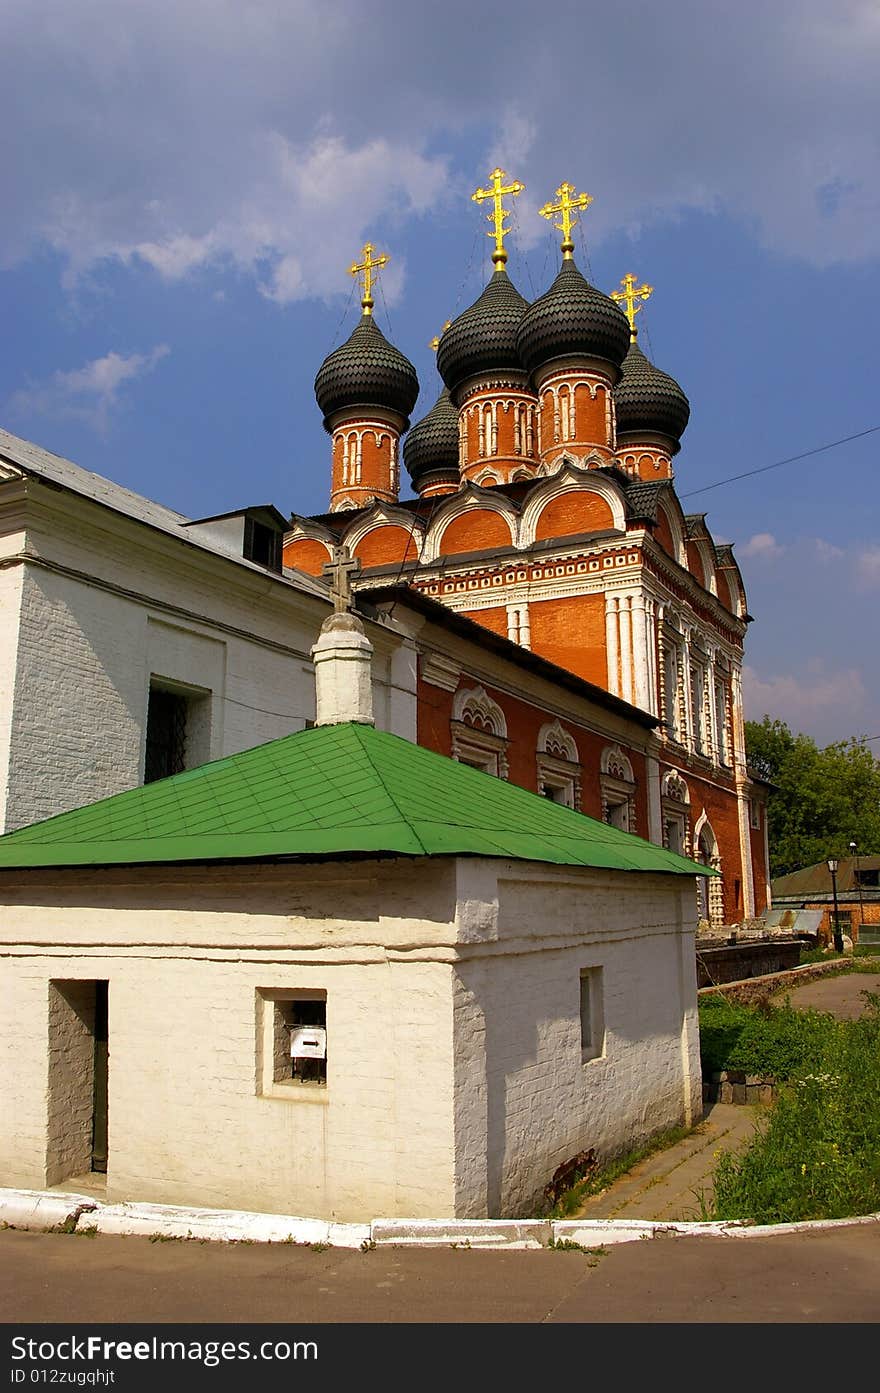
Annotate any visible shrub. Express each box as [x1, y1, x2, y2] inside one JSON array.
[[709, 993, 880, 1222], [698, 994, 838, 1079]]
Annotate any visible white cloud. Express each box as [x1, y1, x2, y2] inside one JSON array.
[[1, 0, 878, 305], [7, 346, 170, 434], [741, 532, 784, 560], [814, 538, 845, 563], [743, 661, 867, 730], [855, 546, 880, 588]]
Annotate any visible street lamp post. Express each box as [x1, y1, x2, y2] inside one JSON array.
[[827, 858, 843, 953], [849, 840, 866, 938]]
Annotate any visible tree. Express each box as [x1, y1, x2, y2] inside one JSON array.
[[745, 716, 880, 878]]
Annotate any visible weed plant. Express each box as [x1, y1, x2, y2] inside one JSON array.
[[705, 992, 880, 1222]]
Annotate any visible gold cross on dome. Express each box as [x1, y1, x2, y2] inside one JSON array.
[[472, 168, 525, 269], [539, 182, 593, 259], [350, 242, 389, 317], [322, 546, 362, 613], [611, 273, 654, 340], [429, 320, 452, 351]]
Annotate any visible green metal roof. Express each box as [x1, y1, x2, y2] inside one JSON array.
[[0, 722, 711, 876]]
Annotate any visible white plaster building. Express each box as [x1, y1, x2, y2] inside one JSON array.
[[0, 427, 416, 833], [0, 722, 703, 1221]]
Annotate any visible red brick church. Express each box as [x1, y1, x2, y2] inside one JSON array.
[[283, 173, 769, 925]]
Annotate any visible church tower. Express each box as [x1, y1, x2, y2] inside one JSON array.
[[611, 274, 690, 480], [436, 170, 539, 487], [314, 244, 419, 512], [516, 183, 631, 470]]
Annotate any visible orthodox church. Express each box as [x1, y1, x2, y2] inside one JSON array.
[[285, 173, 769, 924]]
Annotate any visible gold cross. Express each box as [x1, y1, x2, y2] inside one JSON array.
[[539, 182, 593, 259], [349, 243, 389, 317], [429, 320, 452, 351], [322, 546, 362, 613], [472, 168, 525, 269], [611, 273, 653, 339]]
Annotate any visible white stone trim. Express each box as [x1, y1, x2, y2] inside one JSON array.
[[422, 490, 519, 564], [340, 502, 425, 558], [452, 684, 507, 738], [538, 719, 578, 763], [519, 465, 626, 545]]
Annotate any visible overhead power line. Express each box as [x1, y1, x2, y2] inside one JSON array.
[[681, 426, 880, 499]]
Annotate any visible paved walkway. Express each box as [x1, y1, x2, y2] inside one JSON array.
[[570, 1102, 762, 1221], [571, 967, 879, 1222]]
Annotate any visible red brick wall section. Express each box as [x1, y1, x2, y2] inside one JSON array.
[[686, 542, 707, 588], [459, 605, 509, 638], [533, 491, 614, 540], [416, 671, 650, 836], [654, 506, 677, 560], [528, 594, 608, 686], [353, 526, 420, 569], [283, 537, 333, 577], [439, 510, 513, 556]]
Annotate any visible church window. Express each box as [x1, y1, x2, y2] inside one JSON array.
[[663, 643, 681, 741], [661, 769, 690, 857], [714, 678, 730, 765], [599, 744, 636, 834], [258, 990, 327, 1094], [144, 687, 188, 784], [537, 720, 581, 810], [689, 662, 708, 754], [579, 968, 605, 1062], [451, 685, 509, 778], [749, 799, 761, 830]]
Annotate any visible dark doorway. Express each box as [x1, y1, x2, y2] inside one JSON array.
[[91, 982, 109, 1173]]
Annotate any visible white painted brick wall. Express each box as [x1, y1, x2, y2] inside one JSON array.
[[452, 863, 702, 1217], [0, 856, 699, 1221], [0, 489, 418, 830]]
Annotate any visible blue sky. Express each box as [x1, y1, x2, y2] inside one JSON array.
[[3, 0, 879, 748]]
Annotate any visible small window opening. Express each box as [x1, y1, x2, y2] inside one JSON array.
[[273, 997, 327, 1086], [144, 688, 188, 783], [579, 967, 605, 1062]]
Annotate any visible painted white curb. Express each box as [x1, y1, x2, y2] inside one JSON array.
[[0, 1188, 96, 1232], [85, 1201, 370, 1249], [371, 1219, 551, 1248], [2, 1188, 878, 1248]]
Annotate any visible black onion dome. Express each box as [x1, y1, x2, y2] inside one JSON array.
[[314, 314, 419, 428], [614, 339, 690, 443], [516, 259, 631, 377], [436, 270, 530, 395], [404, 388, 459, 484]]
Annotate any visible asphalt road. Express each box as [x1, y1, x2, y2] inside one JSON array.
[[2, 1223, 879, 1325]]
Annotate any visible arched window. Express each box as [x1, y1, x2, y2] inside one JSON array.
[[451, 686, 509, 778], [536, 720, 581, 809], [661, 769, 690, 857], [694, 813, 724, 926], [600, 744, 636, 833]]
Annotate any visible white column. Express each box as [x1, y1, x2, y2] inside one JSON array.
[[631, 594, 650, 713], [520, 603, 531, 650], [730, 665, 755, 918], [645, 599, 658, 716], [619, 595, 633, 705], [605, 594, 620, 697]]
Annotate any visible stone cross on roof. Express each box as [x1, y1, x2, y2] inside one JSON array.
[[322, 546, 362, 613]]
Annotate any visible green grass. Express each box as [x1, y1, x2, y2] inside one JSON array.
[[546, 1126, 693, 1218], [701, 991, 880, 1223]]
